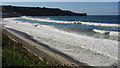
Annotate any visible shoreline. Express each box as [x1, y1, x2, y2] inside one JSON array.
[[2, 17, 118, 66], [1, 26, 88, 66], [8, 27, 89, 66]]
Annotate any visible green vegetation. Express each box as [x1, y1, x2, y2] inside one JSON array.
[[2, 33, 49, 67]]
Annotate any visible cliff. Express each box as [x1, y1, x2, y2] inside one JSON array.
[[1, 5, 87, 17]]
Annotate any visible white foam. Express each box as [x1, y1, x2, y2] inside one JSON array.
[[93, 29, 119, 36], [3, 18, 118, 66], [22, 16, 119, 27], [110, 31, 119, 36]]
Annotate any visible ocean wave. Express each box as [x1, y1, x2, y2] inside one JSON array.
[[5, 17, 119, 37], [93, 29, 119, 36], [21, 16, 119, 27]]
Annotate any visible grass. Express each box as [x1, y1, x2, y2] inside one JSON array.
[[2, 32, 50, 67]]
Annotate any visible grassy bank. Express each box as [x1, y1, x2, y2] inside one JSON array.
[[2, 32, 50, 67]]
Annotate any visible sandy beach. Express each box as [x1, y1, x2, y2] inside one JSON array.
[[1, 17, 118, 66]]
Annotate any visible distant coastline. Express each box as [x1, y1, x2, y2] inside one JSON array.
[[1, 5, 87, 18]]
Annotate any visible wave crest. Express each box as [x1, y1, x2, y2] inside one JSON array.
[[21, 16, 119, 27], [93, 29, 119, 36]]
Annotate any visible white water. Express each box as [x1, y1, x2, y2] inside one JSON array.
[[93, 29, 119, 36], [22, 16, 119, 27], [2, 18, 118, 66]]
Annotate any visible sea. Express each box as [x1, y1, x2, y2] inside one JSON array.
[[3, 15, 119, 66], [15, 15, 119, 41]]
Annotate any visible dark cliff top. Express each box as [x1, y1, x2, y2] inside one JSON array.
[[1, 5, 87, 17]]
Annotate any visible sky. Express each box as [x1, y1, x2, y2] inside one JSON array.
[[0, 0, 120, 2], [1, 2, 118, 15]]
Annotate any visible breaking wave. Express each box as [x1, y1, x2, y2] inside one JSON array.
[[93, 29, 119, 36], [21, 16, 119, 27]]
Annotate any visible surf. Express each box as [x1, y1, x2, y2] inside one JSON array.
[[21, 16, 119, 28]]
